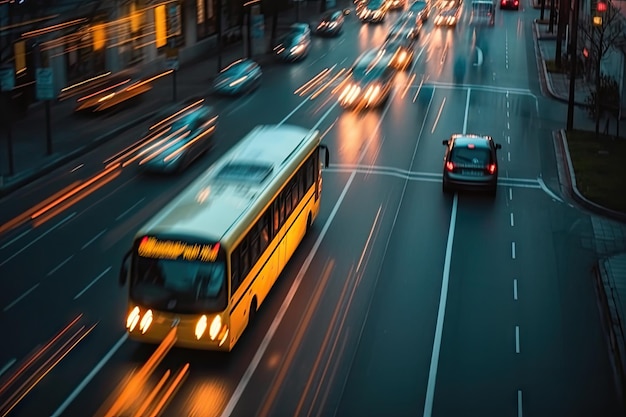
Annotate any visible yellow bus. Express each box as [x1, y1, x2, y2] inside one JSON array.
[[119, 124, 329, 351]]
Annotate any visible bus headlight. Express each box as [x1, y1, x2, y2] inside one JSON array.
[[209, 315, 222, 340], [139, 309, 153, 334], [126, 306, 140, 332], [195, 315, 208, 340]]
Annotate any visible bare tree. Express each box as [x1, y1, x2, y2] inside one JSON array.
[[578, 0, 624, 135]]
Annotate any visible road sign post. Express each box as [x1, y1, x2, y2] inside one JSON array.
[[165, 47, 179, 102], [0, 67, 16, 176], [36, 68, 55, 155]]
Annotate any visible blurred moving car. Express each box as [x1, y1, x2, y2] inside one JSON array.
[[138, 99, 218, 174], [388, 0, 407, 10], [338, 49, 395, 109], [74, 75, 152, 114], [387, 17, 421, 41], [499, 0, 519, 9], [470, 0, 495, 25], [383, 35, 415, 70], [434, 6, 460, 26], [407, 0, 430, 22], [441, 134, 502, 194], [274, 24, 312, 61], [315, 10, 346, 36], [358, 0, 388, 23], [213, 59, 262, 95]]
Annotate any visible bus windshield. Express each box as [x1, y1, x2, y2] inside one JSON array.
[[131, 256, 227, 314]]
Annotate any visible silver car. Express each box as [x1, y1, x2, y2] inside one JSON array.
[[213, 59, 262, 95], [274, 24, 312, 61], [138, 101, 218, 174]]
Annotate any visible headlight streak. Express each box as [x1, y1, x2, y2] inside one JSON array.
[[294, 66, 334, 96], [163, 124, 216, 163], [127, 126, 187, 167], [0, 315, 96, 417], [76, 79, 131, 102], [98, 327, 177, 417], [139, 130, 191, 165], [149, 99, 205, 131], [400, 72, 417, 99], [310, 68, 346, 100]]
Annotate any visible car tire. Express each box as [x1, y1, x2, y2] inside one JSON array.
[[443, 180, 450, 193]]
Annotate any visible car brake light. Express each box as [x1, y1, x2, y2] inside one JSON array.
[[514, 0, 518, 3], [446, 161, 455, 172], [501, 0, 505, 4], [487, 163, 496, 174]]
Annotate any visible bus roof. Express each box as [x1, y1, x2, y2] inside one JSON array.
[[136, 124, 320, 246]]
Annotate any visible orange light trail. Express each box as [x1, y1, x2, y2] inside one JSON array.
[[132, 370, 171, 417], [162, 124, 216, 163], [148, 363, 190, 416], [125, 126, 187, 167], [30, 163, 120, 220], [0, 14, 59, 31], [128, 70, 173, 91], [294, 67, 332, 96], [21, 18, 87, 38], [61, 72, 112, 93], [400, 72, 417, 99], [76, 79, 131, 102], [310, 68, 346, 100], [149, 99, 205, 131]]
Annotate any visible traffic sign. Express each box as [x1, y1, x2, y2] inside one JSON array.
[[36, 68, 55, 100], [0, 68, 14, 91]]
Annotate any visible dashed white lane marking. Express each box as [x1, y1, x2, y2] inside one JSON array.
[[515, 325, 520, 353]]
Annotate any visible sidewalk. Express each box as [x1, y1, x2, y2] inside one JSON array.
[[0, 0, 332, 197], [533, 17, 626, 403]]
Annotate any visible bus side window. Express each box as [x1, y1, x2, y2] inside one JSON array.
[[231, 248, 241, 294], [273, 201, 280, 237], [259, 214, 270, 252]]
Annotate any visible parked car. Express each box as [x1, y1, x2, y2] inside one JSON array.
[[138, 100, 218, 174], [315, 10, 345, 36], [338, 49, 396, 109], [442, 133, 502, 194], [274, 24, 312, 61], [213, 59, 262, 95]]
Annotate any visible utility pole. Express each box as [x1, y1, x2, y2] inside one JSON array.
[[566, 0, 579, 130]]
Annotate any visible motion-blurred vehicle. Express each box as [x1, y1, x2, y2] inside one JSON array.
[[212, 59, 262, 95], [383, 35, 415, 70], [499, 0, 519, 9], [470, 0, 495, 25], [138, 99, 218, 174], [442, 134, 502, 194], [338, 49, 395, 109], [74, 75, 152, 114], [315, 10, 345, 36], [407, 0, 430, 22], [357, 0, 388, 23], [388, 0, 407, 10], [387, 17, 421, 40], [434, 6, 461, 26], [274, 24, 312, 61]]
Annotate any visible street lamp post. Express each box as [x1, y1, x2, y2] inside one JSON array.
[[566, 0, 579, 130]]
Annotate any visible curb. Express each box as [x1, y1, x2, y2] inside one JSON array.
[[557, 129, 626, 223], [532, 22, 589, 107], [593, 261, 626, 403], [0, 111, 157, 198]]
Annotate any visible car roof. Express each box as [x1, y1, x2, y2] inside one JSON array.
[[451, 134, 494, 148]]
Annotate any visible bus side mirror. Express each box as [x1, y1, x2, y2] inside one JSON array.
[[120, 250, 131, 286], [442, 140, 449, 146], [320, 144, 330, 168]]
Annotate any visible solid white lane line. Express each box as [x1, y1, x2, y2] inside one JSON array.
[[220, 72, 401, 417], [81, 229, 107, 250], [51, 333, 128, 417], [537, 177, 564, 203], [0, 358, 16, 378], [3, 283, 40, 312], [278, 94, 315, 126], [115, 198, 145, 221], [462, 89, 471, 134], [513, 279, 518, 300], [510, 213, 514, 227], [517, 390, 523, 417], [511, 242, 516, 259], [47, 255, 74, 277], [73, 266, 112, 300], [1, 229, 31, 250], [515, 326, 520, 353], [0, 212, 76, 268], [423, 194, 458, 417], [431, 97, 446, 134]]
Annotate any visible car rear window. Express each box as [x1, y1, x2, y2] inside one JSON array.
[[450, 146, 491, 165]]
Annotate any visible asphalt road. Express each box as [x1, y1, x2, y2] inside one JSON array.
[[0, 1, 623, 416]]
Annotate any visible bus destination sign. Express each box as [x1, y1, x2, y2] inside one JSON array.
[[138, 236, 219, 262]]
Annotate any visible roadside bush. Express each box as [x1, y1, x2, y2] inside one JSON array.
[[585, 74, 620, 119]]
